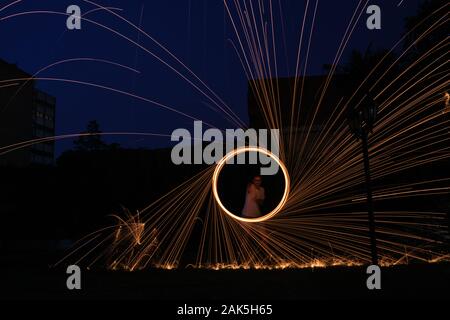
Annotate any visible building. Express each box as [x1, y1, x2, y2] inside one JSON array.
[[247, 75, 345, 157], [31, 89, 56, 165], [0, 59, 56, 166], [248, 75, 344, 131]]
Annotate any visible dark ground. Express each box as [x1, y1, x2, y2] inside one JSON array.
[[1, 250, 449, 300]]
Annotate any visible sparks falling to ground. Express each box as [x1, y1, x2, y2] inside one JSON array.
[[1, 0, 448, 270]]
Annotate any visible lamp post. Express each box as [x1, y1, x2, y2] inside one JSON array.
[[347, 94, 379, 266]]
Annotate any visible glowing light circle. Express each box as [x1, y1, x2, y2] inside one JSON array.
[[212, 146, 290, 223]]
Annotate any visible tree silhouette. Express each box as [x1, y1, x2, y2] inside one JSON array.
[[325, 46, 399, 106], [73, 120, 108, 151], [404, 0, 447, 63]]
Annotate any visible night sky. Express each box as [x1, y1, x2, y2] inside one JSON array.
[[0, 0, 422, 153]]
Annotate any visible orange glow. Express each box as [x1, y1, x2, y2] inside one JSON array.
[[444, 92, 449, 113], [212, 146, 290, 223]]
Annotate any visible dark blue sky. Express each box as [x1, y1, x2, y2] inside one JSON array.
[[0, 0, 422, 152]]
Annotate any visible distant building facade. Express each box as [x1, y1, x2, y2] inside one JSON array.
[[248, 75, 343, 131], [247, 75, 344, 156], [0, 59, 56, 166]]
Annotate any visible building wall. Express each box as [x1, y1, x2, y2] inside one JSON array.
[[247, 75, 345, 157], [0, 59, 55, 167], [0, 60, 34, 167], [31, 90, 56, 165], [248, 75, 344, 130]]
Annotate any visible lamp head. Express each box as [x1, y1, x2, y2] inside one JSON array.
[[347, 94, 378, 139]]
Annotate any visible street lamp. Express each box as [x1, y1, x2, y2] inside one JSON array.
[[347, 94, 379, 266]]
